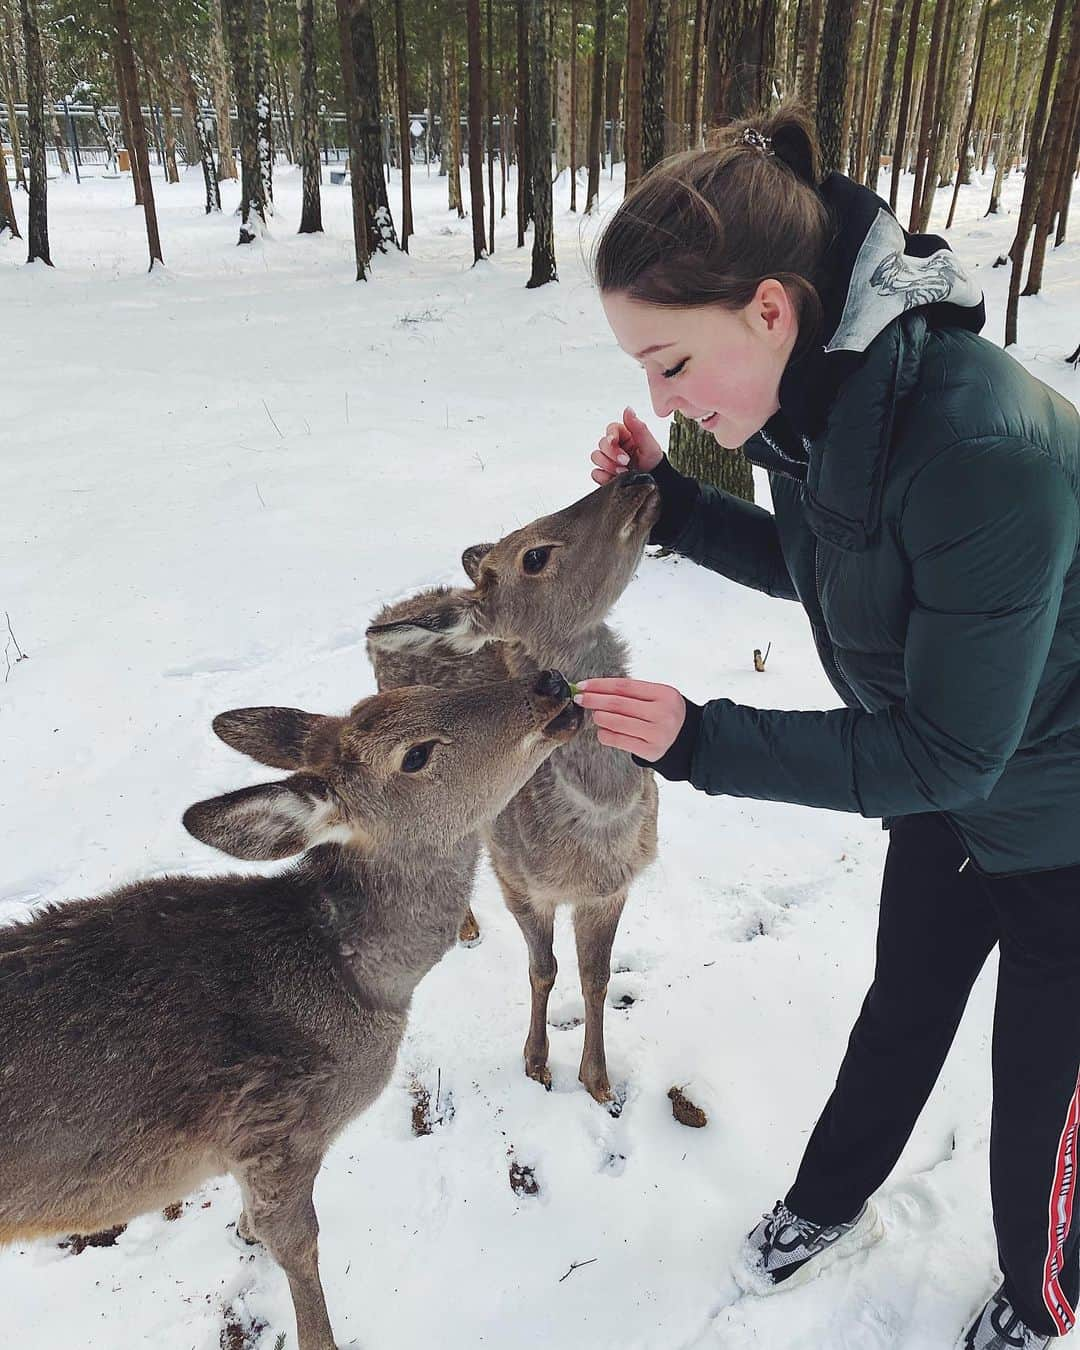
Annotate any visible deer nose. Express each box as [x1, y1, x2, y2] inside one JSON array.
[[534, 669, 571, 700], [623, 472, 655, 487]]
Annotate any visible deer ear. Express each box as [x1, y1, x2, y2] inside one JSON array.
[[211, 707, 331, 771], [183, 774, 356, 861], [366, 592, 488, 655], [461, 542, 494, 583]]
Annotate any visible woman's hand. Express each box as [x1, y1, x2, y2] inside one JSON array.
[[573, 677, 686, 760], [590, 407, 664, 485]]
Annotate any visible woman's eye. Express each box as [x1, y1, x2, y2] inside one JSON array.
[[662, 358, 689, 379], [401, 742, 435, 773], [522, 547, 552, 575]]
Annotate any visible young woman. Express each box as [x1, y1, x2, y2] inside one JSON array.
[[575, 107, 1080, 1349]]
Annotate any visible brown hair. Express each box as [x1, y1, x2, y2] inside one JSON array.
[[593, 106, 835, 352]]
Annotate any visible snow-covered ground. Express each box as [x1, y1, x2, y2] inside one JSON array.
[[2, 156, 1078, 1350]]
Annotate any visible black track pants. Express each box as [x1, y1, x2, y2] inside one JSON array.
[[784, 812, 1080, 1338]]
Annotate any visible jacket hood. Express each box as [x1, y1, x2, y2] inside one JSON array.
[[774, 173, 985, 438]]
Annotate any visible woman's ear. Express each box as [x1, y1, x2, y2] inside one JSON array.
[[753, 278, 799, 348]]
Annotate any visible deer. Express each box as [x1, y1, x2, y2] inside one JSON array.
[[0, 674, 582, 1350], [366, 473, 660, 1107]]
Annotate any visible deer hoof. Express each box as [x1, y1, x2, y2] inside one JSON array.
[[525, 1061, 553, 1091], [579, 1069, 614, 1105]]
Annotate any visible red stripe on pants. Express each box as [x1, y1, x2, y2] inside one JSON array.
[[1043, 1071, 1080, 1335]]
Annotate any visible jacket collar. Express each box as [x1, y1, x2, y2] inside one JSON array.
[[746, 174, 984, 552]]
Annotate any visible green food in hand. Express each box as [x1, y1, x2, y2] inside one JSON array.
[[569, 682, 582, 696]]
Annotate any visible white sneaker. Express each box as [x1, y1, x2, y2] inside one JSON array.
[[736, 1198, 883, 1294]]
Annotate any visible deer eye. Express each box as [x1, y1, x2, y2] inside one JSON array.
[[401, 741, 436, 773], [522, 547, 552, 575]]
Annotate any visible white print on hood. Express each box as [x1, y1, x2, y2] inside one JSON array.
[[826, 207, 984, 354]]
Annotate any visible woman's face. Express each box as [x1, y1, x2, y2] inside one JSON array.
[[601, 283, 799, 450]]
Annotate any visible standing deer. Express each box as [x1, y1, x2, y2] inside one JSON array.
[[366, 473, 660, 1105], [0, 675, 581, 1350]]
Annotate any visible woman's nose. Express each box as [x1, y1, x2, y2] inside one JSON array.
[[647, 370, 677, 420]]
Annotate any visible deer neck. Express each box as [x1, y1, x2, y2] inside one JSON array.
[[501, 623, 629, 685], [303, 840, 480, 1012]]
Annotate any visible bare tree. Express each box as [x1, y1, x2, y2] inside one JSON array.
[[0, 135, 19, 237], [625, 0, 645, 189], [252, 0, 273, 209], [642, 0, 667, 173], [209, 0, 238, 180], [586, 0, 608, 211], [868, 0, 905, 192], [467, 0, 487, 260], [112, 0, 163, 268], [526, 0, 556, 286], [223, 0, 265, 241], [816, 0, 860, 174], [1005, 0, 1069, 343], [1023, 3, 1080, 295], [890, 0, 923, 209], [176, 53, 222, 214], [19, 0, 49, 261], [1, 0, 26, 190], [337, 0, 371, 278], [946, 0, 990, 227], [516, 0, 531, 243], [297, 0, 322, 232], [393, 0, 412, 247]]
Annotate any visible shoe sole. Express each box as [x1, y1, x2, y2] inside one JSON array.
[[734, 1200, 885, 1297]]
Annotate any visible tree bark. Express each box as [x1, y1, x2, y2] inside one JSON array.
[[910, 0, 954, 227], [669, 412, 755, 500], [642, 0, 667, 174], [223, 0, 264, 240], [0, 133, 19, 236], [889, 0, 922, 208], [526, 0, 556, 286], [297, 0, 322, 232], [466, 0, 487, 260], [1023, 4, 1079, 294], [487, 0, 496, 248], [393, 0, 412, 245], [113, 0, 163, 268], [1, 6, 25, 190], [853, 0, 883, 181], [336, 0, 371, 278], [586, 0, 608, 211], [688, 0, 706, 146], [816, 0, 861, 175], [251, 0, 273, 209], [570, 0, 579, 208], [868, 0, 904, 191], [1004, 0, 1069, 343], [176, 54, 221, 213], [625, 0, 644, 189], [1052, 77, 1080, 246], [516, 0, 530, 243], [446, 29, 464, 217], [209, 0, 238, 180], [945, 0, 988, 227], [798, 0, 825, 108]]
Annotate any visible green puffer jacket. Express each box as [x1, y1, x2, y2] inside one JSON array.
[[652, 178, 1080, 876]]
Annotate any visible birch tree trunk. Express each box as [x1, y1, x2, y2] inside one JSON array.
[[223, 0, 263, 240], [176, 54, 221, 212]]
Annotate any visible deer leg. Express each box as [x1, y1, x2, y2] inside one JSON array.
[[238, 1156, 337, 1350], [501, 887, 557, 1089], [573, 894, 627, 1104]]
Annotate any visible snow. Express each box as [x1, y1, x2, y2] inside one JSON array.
[[2, 157, 1078, 1350]]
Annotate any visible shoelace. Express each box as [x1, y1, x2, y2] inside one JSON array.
[[766, 1203, 820, 1244]]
